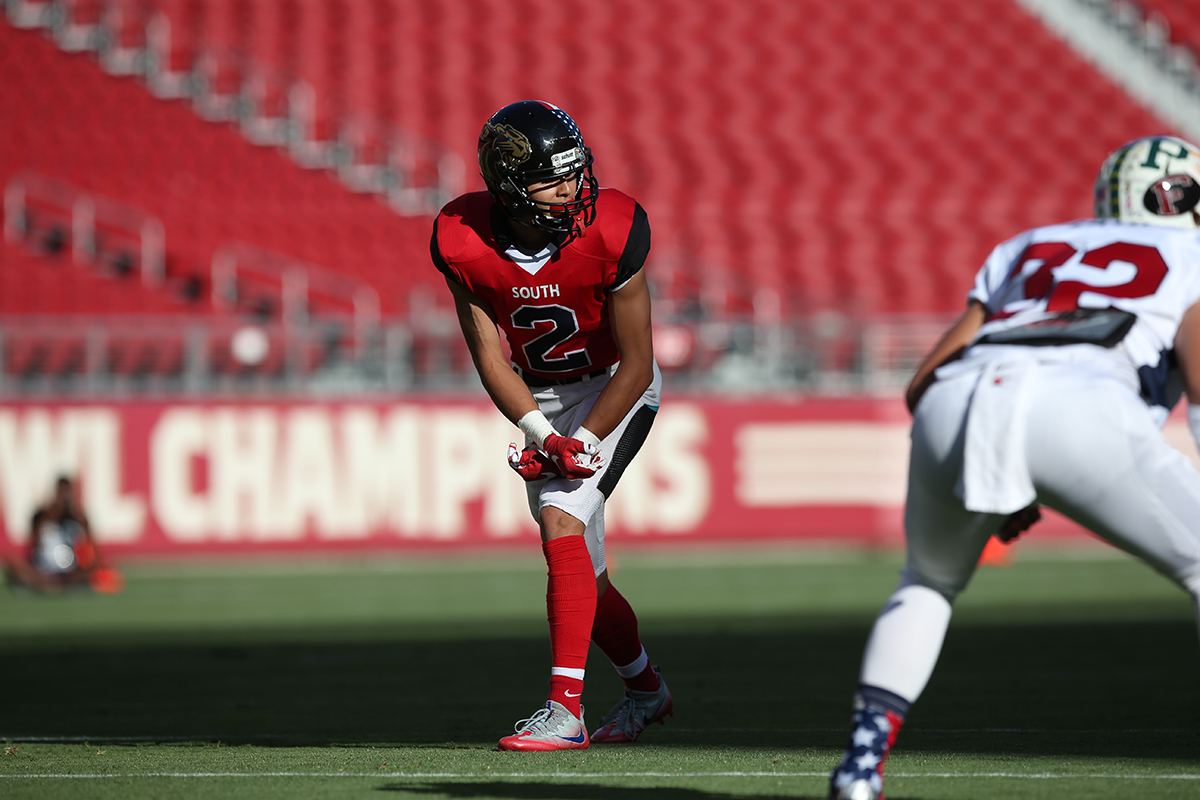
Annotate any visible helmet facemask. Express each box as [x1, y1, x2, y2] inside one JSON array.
[[478, 102, 599, 242]]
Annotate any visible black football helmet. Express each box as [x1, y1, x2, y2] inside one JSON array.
[[478, 100, 598, 240]]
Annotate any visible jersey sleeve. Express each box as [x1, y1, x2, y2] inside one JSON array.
[[967, 233, 1028, 312], [429, 215, 462, 284], [608, 202, 651, 292]]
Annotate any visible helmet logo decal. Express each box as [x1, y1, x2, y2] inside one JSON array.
[[1143, 174, 1200, 216], [477, 100, 599, 241], [1140, 139, 1190, 170], [488, 122, 532, 168], [1094, 135, 1200, 228], [550, 147, 583, 173]]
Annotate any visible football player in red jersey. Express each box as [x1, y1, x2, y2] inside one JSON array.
[[431, 101, 673, 751]]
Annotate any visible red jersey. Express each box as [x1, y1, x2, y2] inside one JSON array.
[[431, 188, 651, 380]]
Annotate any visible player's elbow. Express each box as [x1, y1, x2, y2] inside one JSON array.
[[620, 357, 654, 394]]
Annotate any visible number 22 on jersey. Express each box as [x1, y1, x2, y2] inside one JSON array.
[[1011, 241, 1168, 311]]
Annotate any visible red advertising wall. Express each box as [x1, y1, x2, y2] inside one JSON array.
[[4, 397, 1193, 557]]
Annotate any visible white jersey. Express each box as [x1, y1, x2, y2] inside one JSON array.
[[963, 219, 1200, 419]]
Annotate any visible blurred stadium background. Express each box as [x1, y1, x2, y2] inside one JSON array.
[[2, 0, 1200, 557], [5, 8, 1200, 795]]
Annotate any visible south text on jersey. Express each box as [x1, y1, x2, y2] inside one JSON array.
[[512, 284, 561, 299]]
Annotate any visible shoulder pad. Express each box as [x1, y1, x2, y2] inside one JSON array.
[[435, 192, 500, 262]]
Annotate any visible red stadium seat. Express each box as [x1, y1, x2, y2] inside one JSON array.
[[0, 0, 1182, 332]]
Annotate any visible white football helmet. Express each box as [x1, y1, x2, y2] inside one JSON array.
[[1094, 135, 1200, 228]]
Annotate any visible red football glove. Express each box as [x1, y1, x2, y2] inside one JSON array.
[[542, 433, 605, 479], [507, 443, 563, 482]]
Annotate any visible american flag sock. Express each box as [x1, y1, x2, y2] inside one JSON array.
[[543, 536, 597, 718], [830, 685, 909, 798], [592, 583, 659, 692]]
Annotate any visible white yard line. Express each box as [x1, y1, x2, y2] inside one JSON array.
[[1, 771, 1199, 780], [5, 727, 1193, 742]]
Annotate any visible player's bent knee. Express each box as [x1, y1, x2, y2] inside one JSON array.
[[898, 569, 961, 604], [539, 505, 587, 541]]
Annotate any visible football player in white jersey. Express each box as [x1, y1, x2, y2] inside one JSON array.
[[828, 135, 1200, 800]]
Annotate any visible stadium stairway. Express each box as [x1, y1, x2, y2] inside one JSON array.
[[1135, 0, 1200, 60]]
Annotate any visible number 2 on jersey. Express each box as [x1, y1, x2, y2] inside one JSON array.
[[511, 304, 592, 373], [1015, 241, 1168, 310]]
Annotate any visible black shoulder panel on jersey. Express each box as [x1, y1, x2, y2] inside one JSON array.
[[610, 202, 651, 292], [430, 216, 459, 283]]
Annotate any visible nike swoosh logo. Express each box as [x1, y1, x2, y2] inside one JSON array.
[[564, 690, 581, 697], [559, 731, 587, 743]]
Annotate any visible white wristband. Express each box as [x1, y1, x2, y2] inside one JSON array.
[[518, 410, 557, 450], [574, 426, 602, 449], [1188, 404, 1200, 455]]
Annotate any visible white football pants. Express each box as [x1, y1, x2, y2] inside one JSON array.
[[524, 361, 662, 578], [860, 361, 1200, 703]]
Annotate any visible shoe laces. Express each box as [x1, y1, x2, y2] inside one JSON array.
[[598, 694, 639, 737], [513, 706, 554, 734]]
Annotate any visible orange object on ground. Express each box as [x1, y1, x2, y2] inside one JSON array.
[[978, 536, 1013, 566], [88, 567, 125, 594]]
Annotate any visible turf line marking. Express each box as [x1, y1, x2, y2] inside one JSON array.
[[668, 727, 1195, 734], [2, 772, 1199, 780], [6, 727, 1193, 742]]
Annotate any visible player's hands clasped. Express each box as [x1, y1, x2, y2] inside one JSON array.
[[508, 443, 563, 482], [507, 434, 605, 482], [542, 433, 606, 479]]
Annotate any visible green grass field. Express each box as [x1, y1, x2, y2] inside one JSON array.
[[1, 542, 1198, 799]]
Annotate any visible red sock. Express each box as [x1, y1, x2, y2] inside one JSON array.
[[592, 583, 660, 692], [543, 536, 596, 717]]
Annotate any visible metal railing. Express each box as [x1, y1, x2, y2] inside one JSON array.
[[0, 311, 955, 397], [209, 242, 381, 357], [4, 171, 166, 288]]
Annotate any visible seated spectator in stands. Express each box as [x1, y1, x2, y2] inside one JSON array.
[[5, 476, 124, 593]]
